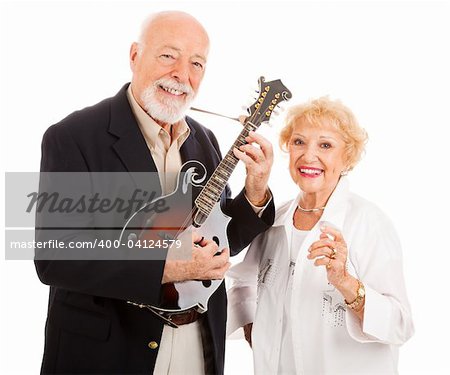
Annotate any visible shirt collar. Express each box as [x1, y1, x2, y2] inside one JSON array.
[[273, 176, 350, 231], [126, 85, 190, 149]]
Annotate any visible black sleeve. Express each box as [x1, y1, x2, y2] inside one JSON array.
[[34, 124, 165, 305]]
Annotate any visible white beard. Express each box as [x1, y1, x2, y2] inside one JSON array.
[[141, 78, 195, 125]]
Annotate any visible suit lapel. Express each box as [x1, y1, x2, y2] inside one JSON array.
[[107, 84, 161, 196], [180, 119, 203, 164], [108, 84, 158, 174]]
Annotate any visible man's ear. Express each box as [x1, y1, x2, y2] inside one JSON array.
[[129, 42, 139, 71]]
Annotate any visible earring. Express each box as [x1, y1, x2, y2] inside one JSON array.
[[340, 170, 348, 176]]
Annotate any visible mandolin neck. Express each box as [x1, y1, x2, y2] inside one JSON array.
[[194, 121, 259, 221]]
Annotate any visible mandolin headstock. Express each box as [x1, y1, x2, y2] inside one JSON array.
[[246, 76, 292, 127]]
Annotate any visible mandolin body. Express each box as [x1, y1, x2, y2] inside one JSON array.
[[119, 160, 230, 313]]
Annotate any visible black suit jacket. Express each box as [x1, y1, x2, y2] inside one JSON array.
[[35, 84, 274, 374]]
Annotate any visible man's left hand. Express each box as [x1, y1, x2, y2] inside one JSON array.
[[232, 131, 273, 206]]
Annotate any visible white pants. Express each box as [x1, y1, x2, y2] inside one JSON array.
[[153, 321, 205, 375]]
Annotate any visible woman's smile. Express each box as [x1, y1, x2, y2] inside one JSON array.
[[298, 166, 324, 178]]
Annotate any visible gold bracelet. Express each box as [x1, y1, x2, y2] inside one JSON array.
[[345, 280, 365, 310], [252, 191, 270, 207]]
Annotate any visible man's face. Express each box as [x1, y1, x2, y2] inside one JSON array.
[[130, 15, 209, 125]]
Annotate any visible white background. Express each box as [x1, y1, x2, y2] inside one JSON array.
[[1, 0, 450, 374]]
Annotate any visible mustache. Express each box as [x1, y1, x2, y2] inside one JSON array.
[[154, 78, 194, 96]]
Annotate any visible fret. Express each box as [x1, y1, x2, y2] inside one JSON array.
[[212, 171, 225, 182], [196, 197, 214, 211], [225, 154, 237, 164], [200, 198, 214, 209], [206, 187, 223, 198], [202, 189, 216, 201], [220, 162, 234, 172], [220, 156, 233, 165], [196, 195, 213, 208], [207, 184, 220, 198], [207, 186, 220, 198], [213, 173, 228, 184], [219, 163, 234, 174], [224, 161, 237, 171], [222, 157, 236, 167], [196, 203, 210, 214], [214, 168, 228, 179], [221, 160, 232, 169], [214, 175, 225, 184], [245, 121, 258, 131], [207, 182, 221, 193], [211, 180, 225, 191], [211, 174, 225, 185], [229, 153, 240, 162], [224, 154, 238, 166], [215, 167, 228, 177]]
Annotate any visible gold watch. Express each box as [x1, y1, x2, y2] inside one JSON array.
[[345, 280, 365, 310]]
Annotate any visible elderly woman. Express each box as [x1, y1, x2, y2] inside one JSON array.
[[227, 97, 414, 374]]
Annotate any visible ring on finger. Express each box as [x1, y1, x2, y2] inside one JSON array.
[[330, 247, 337, 259], [326, 258, 333, 269]]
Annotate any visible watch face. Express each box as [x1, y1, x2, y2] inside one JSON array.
[[358, 286, 365, 298]]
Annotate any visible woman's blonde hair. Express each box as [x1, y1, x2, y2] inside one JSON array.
[[279, 96, 368, 171]]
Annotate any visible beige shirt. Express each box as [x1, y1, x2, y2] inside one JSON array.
[[127, 85, 190, 195]]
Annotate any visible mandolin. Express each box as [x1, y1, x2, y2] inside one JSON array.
[[119, 76, 292, 320]]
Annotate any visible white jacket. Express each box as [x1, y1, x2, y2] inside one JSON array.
[[227, 177, 414, 374]]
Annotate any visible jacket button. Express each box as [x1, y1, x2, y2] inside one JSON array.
[[148, 341, 158, 350]]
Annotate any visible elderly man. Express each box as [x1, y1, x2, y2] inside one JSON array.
[[35, 11, 274, 374]]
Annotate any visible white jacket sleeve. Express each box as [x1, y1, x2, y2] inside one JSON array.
[[346, 209, 414, 345], [226, 235, 263, 337]]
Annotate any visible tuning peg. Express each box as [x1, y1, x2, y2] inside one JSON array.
[[241, 105, 252, 114]]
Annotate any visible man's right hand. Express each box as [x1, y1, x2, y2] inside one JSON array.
[[162, 231, 230, 284]]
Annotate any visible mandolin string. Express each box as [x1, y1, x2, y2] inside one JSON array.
[[171, 87, 279, 250]]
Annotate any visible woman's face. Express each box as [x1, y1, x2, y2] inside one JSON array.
[[288, 118, 348, 198]]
